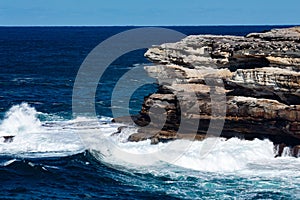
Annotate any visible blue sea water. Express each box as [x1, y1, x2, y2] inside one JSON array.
[[0, 26, 299, 199]]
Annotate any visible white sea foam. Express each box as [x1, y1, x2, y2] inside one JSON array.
[[86, 123, 300, 177], [90, 130, 300, 191], [0, 103, 85, 157], [172, 138, 275, 172], [90, 134, 277, 172], [0, 103, 42, 136], [0, 103, 299, 179]]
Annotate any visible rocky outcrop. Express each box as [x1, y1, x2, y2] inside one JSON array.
[[121, 27, 300, 155], [145, 27, 300, 70], [246, 26, 300, 42], [274, 143, 300, 157]]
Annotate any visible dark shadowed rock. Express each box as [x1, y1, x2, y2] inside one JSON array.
[[292, 145, 300, 157], [111, 126, 128, 136], [115, 27, 300, 148], [3, 136, 14, 143]]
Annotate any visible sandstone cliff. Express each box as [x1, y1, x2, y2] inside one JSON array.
[[117, 27, 300, 156]]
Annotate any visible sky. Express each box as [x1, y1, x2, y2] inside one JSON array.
[[0, 0, 299, 26]]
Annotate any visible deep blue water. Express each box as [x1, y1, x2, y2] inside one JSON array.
[[0, 25, 292, 118], [0, 26, 299, 199]]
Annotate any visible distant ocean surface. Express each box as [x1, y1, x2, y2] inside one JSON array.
[[0, 26, 299, 199]]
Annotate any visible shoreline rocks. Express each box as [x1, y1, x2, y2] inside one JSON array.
[[114, 27, 300, 157]]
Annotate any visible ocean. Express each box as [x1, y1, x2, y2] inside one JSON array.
[[0, 26, 299, 199]]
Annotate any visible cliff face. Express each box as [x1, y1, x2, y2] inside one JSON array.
[[127, 27, 300, 155]]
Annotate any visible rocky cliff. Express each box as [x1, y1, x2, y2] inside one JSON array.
[[116, 27, 300, 156]]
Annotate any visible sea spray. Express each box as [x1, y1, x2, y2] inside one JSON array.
[[0, 103, 84, 157], [0, 103, 42, 136], [94, 133, 276, 172], [0, 104, 297, 173]]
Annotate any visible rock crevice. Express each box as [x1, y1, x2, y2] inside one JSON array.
[[119, 27, 300, 155]]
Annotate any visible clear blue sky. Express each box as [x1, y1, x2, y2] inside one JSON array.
[[0, 0, 299, 26]]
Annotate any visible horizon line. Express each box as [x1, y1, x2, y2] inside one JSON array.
[[0, 24, 298, 27]]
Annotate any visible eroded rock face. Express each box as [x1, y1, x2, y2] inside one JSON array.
[[145, 30, 300, 69], [124, 27, 300, 152], [246, 27, 300, 42]]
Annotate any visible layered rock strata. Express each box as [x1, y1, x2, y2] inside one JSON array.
[[115, 27, 300, 156]]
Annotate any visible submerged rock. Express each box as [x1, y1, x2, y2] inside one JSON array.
[[3, 136, 14, 143]]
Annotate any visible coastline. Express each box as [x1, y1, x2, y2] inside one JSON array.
[[114, 27, 300, 157]]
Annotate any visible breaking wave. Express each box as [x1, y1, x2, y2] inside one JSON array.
[[0, 103, 299, 178]]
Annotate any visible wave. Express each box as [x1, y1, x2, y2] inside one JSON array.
[[0, 103, 85, 158], [84, 124, 300, 176], [90, 135, 276, 172], [0, 103, 299, 178], [0, 103, 42, 136]]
